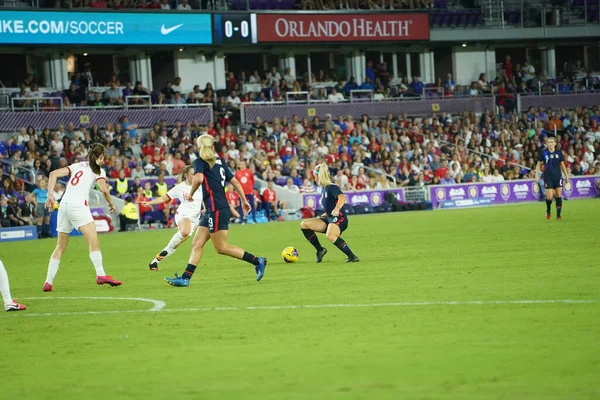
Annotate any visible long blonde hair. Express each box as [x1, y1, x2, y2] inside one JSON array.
[[197, 134, 217, 167], [315, 163, 333, 187]]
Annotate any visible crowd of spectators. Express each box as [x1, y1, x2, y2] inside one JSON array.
[[2, 100, 600, 232]]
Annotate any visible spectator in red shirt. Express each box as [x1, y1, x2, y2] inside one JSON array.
[[503, 55, 513, 80], [434, 159, 449, 179], [147, 0, 161, 8], [91, 0, 107, 7], [262, 180, 284, 221], [226, 184, 241, 222], [234, 160, 256, 223], [142, 141, 155, 158]]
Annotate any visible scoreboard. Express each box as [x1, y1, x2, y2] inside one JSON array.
[[213, 14, 258, 45]]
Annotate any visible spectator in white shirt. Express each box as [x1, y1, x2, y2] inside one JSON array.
[[226, 90, 241, 107], [171, 77, 183, 94], [373, 88, 385, 101], [160, 0, 170, 8], [267, 67, 281, 86], [249, 70, 261, 84], [283, 67, 295, 87], [177, 0, 191, 9], [284, 177, 300, 193], [188, 85, 204, 103], [522, 61, 535, 82], [227, 142, 240, 159], [327, 88, 345, 102]]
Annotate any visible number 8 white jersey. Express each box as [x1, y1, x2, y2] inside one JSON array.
[[62, 162, 107, 205], [166, 181, 203, 222]]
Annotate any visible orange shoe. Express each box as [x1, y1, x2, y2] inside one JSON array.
[[545, 212, 551, 220], [96, 276, 122, 287], [5, 300, 26, 312]]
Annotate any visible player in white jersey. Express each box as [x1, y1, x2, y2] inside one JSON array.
[[42, 143, 122, 291], [0, 260, 26, 311], [142, 166, 203, 270]]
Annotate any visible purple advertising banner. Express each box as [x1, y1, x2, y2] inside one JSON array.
[[302, 188, 405, 210], [429, 176, 600, 208]]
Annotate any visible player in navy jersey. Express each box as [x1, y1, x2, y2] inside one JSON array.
[[535, 136, 570, 220], [299, 163, 359, 263], [165, 134, 267, 287]]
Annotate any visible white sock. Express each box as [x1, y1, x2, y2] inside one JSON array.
[[0, 260, 14, 305], [154, 232, 185, 264], [90, 251, 106, 276], [46, 258, 60, 285]]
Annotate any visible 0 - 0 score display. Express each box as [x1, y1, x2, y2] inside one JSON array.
[[213, 14, 257, 45]]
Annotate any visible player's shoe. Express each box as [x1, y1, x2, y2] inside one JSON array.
[[315, 248, 328, 263], [346, 256, 360, 263], [255, 257, 267, 282], [96, 276, 122, 287], [149, 261, 159, 271], [545, 212, 551, 220], [165, 273, 190, 287], [557, 217, 563, 221], [43, 282, 52, 292], [5, 301, 26, 312]]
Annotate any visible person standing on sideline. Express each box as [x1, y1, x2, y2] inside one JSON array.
[[535, 136, 569, 220], [234, 161, 256, 224]]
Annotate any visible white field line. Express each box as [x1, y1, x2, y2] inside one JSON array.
[[2, 298, 599, 318]]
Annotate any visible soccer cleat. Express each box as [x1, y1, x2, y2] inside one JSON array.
[[96, 276, 122, 287], [346, 256, 360, 263], [315, 248, 328, 263], [149, 261, 159, 271], [557, 217, 563, 221], [43, 282, 52, 292], [5, 301, 26, 312], [165, 273, 189, 287], [545, 212, 551, 220], [255, 257, 267, 282], [155, 250, 168, 262]]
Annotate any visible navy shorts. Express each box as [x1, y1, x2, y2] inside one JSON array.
[[199, 208, 231, 233], [545, 175, 563, 190], [320, 213, 348, 234]]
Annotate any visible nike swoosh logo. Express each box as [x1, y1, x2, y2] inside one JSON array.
[[161, 24, 183, 35]]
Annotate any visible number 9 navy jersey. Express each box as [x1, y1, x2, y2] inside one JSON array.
[[193, 157, 234, 212]]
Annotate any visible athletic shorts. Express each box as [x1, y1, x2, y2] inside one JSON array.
[[320, 213, 348, 234], [545, 176, 563, 190], [199, 208, 231, 233], [57, 202, 94, 233], [175, 213, 198, 233]]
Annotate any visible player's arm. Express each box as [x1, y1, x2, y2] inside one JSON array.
[[534, 161, 543, 181], [230, 177, 251, 214], [187, 173, 204, 200], [96, 178, 116, 213], [141, 194, 171, 206], [560, 161, 569, 184], [331, 193, 347, 217], [46, 167, 70, 209]]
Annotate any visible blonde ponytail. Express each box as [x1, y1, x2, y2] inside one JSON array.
[[315, 163, 333, 187], [197, 134, 217, 167]]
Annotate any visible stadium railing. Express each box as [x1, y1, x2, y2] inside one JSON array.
[[88, 188, 129, 232], [1, 159, 35, 183]]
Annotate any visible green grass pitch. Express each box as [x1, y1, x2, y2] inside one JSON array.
[[1, 200, 599, 400]]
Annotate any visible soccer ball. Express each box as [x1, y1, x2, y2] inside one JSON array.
[[282, 247, 299, 263]]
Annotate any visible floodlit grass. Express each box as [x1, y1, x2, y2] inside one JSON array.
[[1, 200, 599, 400]]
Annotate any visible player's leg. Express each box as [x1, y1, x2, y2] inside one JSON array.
[[43, 232, 69, 291], [300, 218, 329, 262], [79, 221, 121, 286], [325, 220, 359, 262], [554, 185, 563, 219], [545, 186, 554, 219], [149, 217, 193, 270], [0, 260, 26, 311], [210, 229, 267, 281], [165, 217, 211, 286]]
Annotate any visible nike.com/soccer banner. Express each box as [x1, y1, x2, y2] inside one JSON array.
[[429, 175, 600, 208], [0, 11, 212, 45]]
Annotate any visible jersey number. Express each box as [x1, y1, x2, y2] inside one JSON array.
[[70, 170, 84, 186], [219, 168, 226, 187]]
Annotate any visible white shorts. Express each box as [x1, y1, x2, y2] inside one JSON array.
[[57, 202, 94, 233], [175, 213, 198, 233]]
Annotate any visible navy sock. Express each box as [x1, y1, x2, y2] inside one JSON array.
[[333, 237, 355, 258], [181, 263, 196, 280], [545, 199, 552, 213], [556, 197, 563, 217], [242, 251, 260, 266], [302, 228, 323, 251]]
